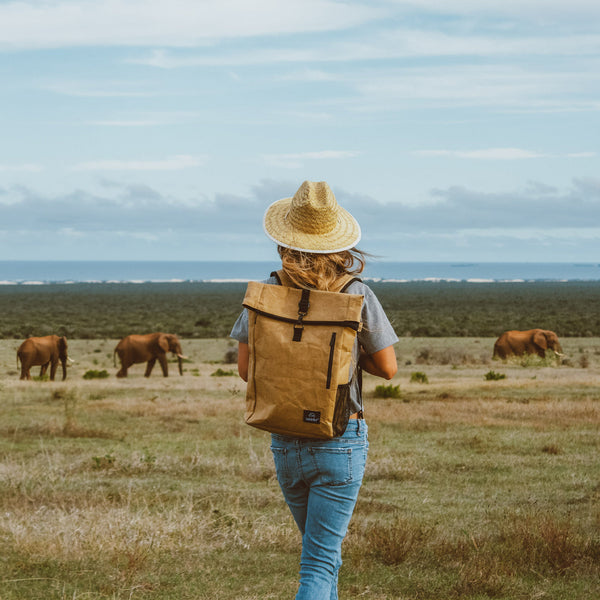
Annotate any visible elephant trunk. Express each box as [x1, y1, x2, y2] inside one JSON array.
[[61, 360, 67, 381], [177, 355, 183, 376]]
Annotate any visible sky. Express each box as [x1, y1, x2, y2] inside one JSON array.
[[0, 0, 599, 263]]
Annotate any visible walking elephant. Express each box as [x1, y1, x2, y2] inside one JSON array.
[[17, 335, 70, 381], [493, 329, 564, 360], [114, 333, 187, 378]]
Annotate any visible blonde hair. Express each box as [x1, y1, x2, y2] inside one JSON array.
[[278, 246, 366, 291]]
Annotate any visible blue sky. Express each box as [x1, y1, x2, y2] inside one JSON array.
[[1, 0, 599, 262]]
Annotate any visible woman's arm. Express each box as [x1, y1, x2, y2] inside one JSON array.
[[360, 345, 397, 380], [237, 342, 249, 382]]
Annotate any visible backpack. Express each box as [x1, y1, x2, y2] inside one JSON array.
[[242, 269, 364, 439]]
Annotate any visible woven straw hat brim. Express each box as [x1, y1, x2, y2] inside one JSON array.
[[263, 197, 361, 254]]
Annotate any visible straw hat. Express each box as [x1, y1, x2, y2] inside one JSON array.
[[263, 181, 361, 253]]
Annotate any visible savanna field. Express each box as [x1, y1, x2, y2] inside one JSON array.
[[0, 282, 599, 599]]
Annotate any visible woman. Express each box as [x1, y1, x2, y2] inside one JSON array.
[[231, 180, 398, 599]]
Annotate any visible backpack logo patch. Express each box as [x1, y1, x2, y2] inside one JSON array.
[[303, 410, 321, 424]]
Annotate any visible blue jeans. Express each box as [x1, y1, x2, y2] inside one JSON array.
[[271, 420, 368, 600]]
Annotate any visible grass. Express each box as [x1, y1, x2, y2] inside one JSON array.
[[484, 369, 506, 381], [0, 337, 599, 599], [374, 383, 402, 398]]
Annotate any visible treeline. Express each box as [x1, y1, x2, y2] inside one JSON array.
[[0, 281, 599, 339]]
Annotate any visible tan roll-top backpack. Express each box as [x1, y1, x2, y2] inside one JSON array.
[[242, 270, 364, 439]]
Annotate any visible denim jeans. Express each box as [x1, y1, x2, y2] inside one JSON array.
[[271, 420, 368, 600]]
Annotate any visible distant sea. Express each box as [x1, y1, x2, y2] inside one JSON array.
[[1, 261, 600, 284]]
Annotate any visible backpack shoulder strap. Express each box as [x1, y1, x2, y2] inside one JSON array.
[[333, 274, 362, 293], [270, 269, 294, 287]]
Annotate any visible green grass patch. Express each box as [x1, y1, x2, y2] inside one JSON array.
[[211, 368, 237, 377], [82, 369, 110, 380], [410, 371, 429, 384], [484, 369, 507, 381], [373, 383, 401, 398]]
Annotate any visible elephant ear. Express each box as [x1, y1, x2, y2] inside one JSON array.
[[533, 330, 548, 349], [59, 336, 68, 352], [157, 335, 170, 353]]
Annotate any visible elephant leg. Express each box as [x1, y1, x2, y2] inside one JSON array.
[[116, 360, 129, 378], [49, 360, 58, 381], [145, 358, 157, 378], [157, 354, 169, 377], [20, 365, 30, 380], [40, 362, 50, 377]]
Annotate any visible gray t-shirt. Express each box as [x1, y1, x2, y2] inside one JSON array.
[[230, 276, 398, 414]]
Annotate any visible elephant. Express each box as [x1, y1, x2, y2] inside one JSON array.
[[493, 329, 564, 360], [114, 333, 187, 378], [17, 335, 70, 381]]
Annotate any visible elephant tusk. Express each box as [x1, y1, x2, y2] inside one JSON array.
[[554, 351, 565, 357], [177, 354, 188, 360], [67, 357, 75, 364]]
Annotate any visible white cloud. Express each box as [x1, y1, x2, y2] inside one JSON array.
[[261, 151, 360, 169], [391, 0, 600, 20], [2, 177, 600, 261], [71, 155, 207, 171], [127, 29, 600, 68], [0, 163, 44, 172], [347, 63, 600, 112], [413, 148, 597, 160], [414, 148, 547, 160], [85, 120, 167, 127], [43, 81, 159, 97], [0, 0, 378, 50]]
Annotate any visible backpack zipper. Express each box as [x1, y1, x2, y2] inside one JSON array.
[[326, 332, 336, 389]]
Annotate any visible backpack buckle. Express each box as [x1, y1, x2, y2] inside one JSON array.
[[293, 320, 305, 342], [293, 289, 311, 342]]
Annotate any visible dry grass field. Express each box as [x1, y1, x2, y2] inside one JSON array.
[[1, 337, 599, 599]]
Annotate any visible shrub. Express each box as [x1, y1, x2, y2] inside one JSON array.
[[211, 368, 236, 377], [374, 384, 401, 398], [83, 369, 110, 380], [410, 371, 429, 384], [223, 347, 238, 364], [484, 370, 506, 381]]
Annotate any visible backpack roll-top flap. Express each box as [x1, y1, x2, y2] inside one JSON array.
[[243, 281, 363, 327]]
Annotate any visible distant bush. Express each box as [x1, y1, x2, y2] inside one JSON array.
[[2, 281, 600, 339], [223, 346, 238, 364], [374, 384, 401, 399], [83, 369, 110, 380], [211, 368, 236, 377], [484, 370, 506, 381], [410, 371, 429, 384]]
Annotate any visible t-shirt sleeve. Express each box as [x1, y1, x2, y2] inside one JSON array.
[[230, 308, 249, 344], [229, 275, 277, 344], [356, 283, 399, 355]]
